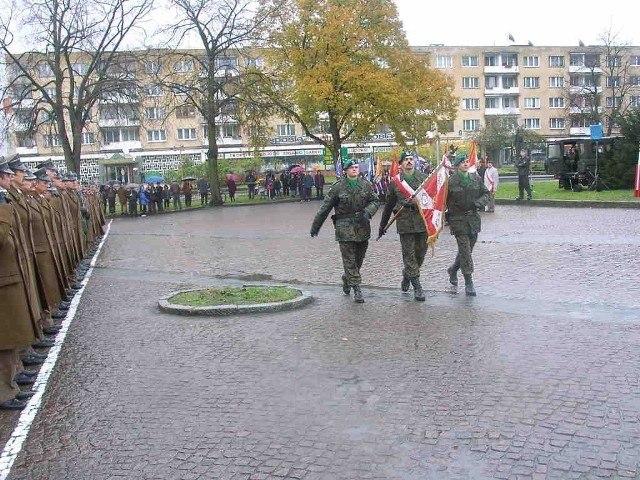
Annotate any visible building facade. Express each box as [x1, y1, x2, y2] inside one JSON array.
[[4, 43, 640, 182]]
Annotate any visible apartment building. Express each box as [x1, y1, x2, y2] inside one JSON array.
[[5, 43, 640, 182]]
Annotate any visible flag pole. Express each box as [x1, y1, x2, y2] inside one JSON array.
[[376, 163, 445, 240]]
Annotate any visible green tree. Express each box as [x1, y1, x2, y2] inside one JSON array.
[[602, 109, 639, 189], [253, 0, 456, 169]]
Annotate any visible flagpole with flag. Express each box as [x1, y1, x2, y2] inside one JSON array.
[[390, 152, 399, 177], [467, 140, 478, 174]]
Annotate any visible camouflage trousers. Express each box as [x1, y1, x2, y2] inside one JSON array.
[[400, 232, 428, 278], [451, 233, 478, 275], [339, 241, 369, 286]]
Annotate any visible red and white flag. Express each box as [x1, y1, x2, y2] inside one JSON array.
[[467, 140, 477, 174]]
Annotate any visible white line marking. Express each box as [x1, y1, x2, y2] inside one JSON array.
[[0, 220, 112, 480]]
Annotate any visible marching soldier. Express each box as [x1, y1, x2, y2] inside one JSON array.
[[310, 158, 379, 303]]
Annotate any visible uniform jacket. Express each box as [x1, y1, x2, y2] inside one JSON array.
[[311, 178, 379, 242], [447, 172, 489, 236], [379, 171, 428, 234], [515, 155, 531, 176]]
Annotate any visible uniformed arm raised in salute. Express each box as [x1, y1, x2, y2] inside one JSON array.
[[310, 159, 379, 303]]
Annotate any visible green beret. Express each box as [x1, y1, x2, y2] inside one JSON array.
[[342, 158, 356, 170], [453, 153, 468, 166], [399, 151, 413, 164]]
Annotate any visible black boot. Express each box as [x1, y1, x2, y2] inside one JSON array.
[[341, 275, 351, 295], [352, 285, 364, 303], [400, 271, 410, 292], [410, 277, 425, 302], [447, 266, 458, 286], [464, 274, 476, 296]]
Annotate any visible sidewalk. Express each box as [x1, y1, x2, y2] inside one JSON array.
[[2, 203, 640, 480]]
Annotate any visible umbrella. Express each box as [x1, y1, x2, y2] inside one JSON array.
[[290, 166, 305, 174], [226, 173, 239, 182], [182, 176, 196, 182], [145, 175, 164, 184]]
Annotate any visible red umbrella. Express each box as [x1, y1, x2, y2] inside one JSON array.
[[226, 173, 239, 182], [290, 166, 305, 174]]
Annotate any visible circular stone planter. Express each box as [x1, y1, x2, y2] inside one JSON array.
[[158, 284, 313, 316]]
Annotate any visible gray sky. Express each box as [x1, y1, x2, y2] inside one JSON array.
[[394, 0, 639, 47]]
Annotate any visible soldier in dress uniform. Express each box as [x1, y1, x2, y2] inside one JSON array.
[[0, 160, 40, 409], [378, 151, 429, 301], [310, 158, 379, 303]]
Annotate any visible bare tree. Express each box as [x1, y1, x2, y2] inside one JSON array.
[[152, 0, 284, 206], [0, 0, 152, 173]]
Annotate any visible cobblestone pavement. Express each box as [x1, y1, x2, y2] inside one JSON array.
[[2, 202, 640, 480]]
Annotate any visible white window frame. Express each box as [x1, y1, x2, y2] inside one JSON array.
[[606, 76, 621, 87], [549, 97, 565, 108], [177, 128, 197, 140], [43, 134, 62, 147], [630, 96, 640, 108], [435, 55, 453, 68], [523, 77, 540, 89], [549, 118, 565, 129], [524, 97, 540, 109], [605, 96, 622, 108], [523, 56, 539, 67], [147, 130, 167, 142], [81, 132, 95, 145], [485, 97, 499, 109], [173, 59, 194, 73], [631, 56, 640, 66], [145, 107, 165, 120], [462, 98, 479, 110], [144, 60, 161, 74], [145, 84, 163, 97], [462, 56, 479, 67], [277, 124, 296, 136], [523, 118, 541, 129], [462, 77, 479, 89], [549, 56, 565, 68], [549, 76, 564, 88], [462, 119, 480, 131]]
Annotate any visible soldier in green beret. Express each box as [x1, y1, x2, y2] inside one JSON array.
[[446, 152, 489, 296], [310, 158, 379, 303]]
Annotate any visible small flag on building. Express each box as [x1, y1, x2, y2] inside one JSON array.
[[508, 33, 515, 43]]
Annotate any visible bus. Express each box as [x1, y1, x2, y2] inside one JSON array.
[[545, 136, 618, 190]]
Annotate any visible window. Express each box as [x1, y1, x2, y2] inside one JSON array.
[[606, 76, 621, 87], [175, 104, 196, 118], [82, 132, 95, 145], [170, 85, 188, 96], [549, 76, 564, 88], [147, 130, 166, 142], [631, 56, 640, 66], [549, 118, 565, 129], [120, 128, 139, 142], [484, 55, 499, 67], [549, 97, 565, 108], [277, 124, 296, 136], [37, 63, 54, 77], [102, 127, 140, 144], [216, 56, 238, 68], [549, 56, 565, 68], [16, 133, 35, 148], [485, 76, 497, 89], [523, 77, 540, 88], [502, 54, 518, 67], [435, 56, 452, 68], [462, 77, 479, 89], [144, 60, 161, 74], [606, 56, 621, 67], [524, 97, 540, 109], [570, 53, 599, 68], [523, 56, 539, 67], [523, 118, 540, 129], [244, 57, 264, 69], [606, 96, 622, 108], [145, 84, 163, 97], [43, 134, 62, 147], [502, 77, 517, 89], [44, 87, 56, 99], [630, 76, 640, 86], [462, 56, 479, 67], [72, 63, 89, 75], [173, 59, 194, 72], [630, 96, 640, 108], [177, 128, 197, 140], [221, 124, 240, 138], [462, 119, 480, 131], [145, 107, 165, 120], [462, 98, 479, 110], [485, 98, 499, 109]]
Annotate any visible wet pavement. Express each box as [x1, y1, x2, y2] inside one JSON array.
[[2, 202, 640, 479]]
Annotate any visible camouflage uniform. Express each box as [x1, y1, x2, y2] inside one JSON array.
[[310, 177, 379, 288], [379, 171, 428, 280], [447, 171, 489, 276]]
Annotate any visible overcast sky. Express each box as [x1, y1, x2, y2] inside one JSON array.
[[393, 0, 639, 47]]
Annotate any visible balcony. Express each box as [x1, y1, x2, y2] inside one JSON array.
[[484, 65, 519, 75], [98, 117, 141, 127], [16, 146, 38, 155], [100, 140, 141, 151], [569, 65, 603, 74], [484, 86, 520, 96], [485, 107, 520, 116], [568, 106, 604, 114], [569, 85, 603, 95]]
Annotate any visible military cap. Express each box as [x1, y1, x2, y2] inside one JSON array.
[[36, 159, 57, 170], [7, 155, 28, 171], [23, 169, 37, 181], [33, 168, 51, 182], [453, 152, 469, 166], [62, 172, 78, 182], [342, 158, 356, 170], [399, 151, 414, 164], [0, 161, 13, 175]]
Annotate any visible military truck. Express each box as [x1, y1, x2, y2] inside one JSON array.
[[545, 136, 617, 191]]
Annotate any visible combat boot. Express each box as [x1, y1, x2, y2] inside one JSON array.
[[447, 265, 458, 286], [341, 275, 351, 295], [352, 285, 365, 303], [410, 277, 425, 302], [400, 270, 410, 292], [464, 274, 476, 296]]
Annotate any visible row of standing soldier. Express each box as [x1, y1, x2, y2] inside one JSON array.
[[0, 155, 105, 410]]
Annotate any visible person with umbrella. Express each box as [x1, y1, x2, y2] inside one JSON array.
[[310, 158, 379, 303]]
